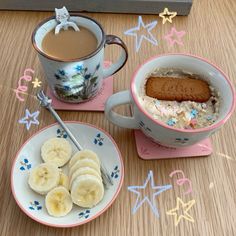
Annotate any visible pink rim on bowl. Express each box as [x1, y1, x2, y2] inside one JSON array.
[[131, 53, 236, 133], [11, 121, 124, 228]]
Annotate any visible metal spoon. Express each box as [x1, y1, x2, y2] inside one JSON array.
[[36, 90, 113, 187]]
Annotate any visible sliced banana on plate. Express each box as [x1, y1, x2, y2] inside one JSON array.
[[28, 163, 60, 195], [71, 174, 104, 208], [45, 186, 73, 217], [28, 139, 105, 216], [41, 137, 72, 167], [58, 172, 69, 190], [69, 159, 101, 178], [69, 166, 102, 189], [69, 150, 100, 168]]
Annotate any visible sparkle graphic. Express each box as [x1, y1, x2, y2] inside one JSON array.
[[128, 170, 172, 217], [32, 78, 42, 88], [124, 16, 158, 52], [159, 8, 177, 24], [164, 27, 186, 46], [166, 197, 196, 226], [18, 109, 40, 130]]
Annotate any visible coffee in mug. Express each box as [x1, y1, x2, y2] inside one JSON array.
[[42, 27, 98, 60]]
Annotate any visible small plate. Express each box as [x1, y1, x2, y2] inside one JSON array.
[[11, 121, 124, 228]]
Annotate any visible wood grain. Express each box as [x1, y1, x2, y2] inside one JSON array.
[[0, 0, 236, 235]]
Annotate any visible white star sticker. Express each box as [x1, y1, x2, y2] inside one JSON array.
[[18, 109, 40, 130], [128, 170, 172, 217], [124, 16, 158, 52]]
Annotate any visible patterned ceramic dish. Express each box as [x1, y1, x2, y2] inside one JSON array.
[[11, 121, 124, 227]]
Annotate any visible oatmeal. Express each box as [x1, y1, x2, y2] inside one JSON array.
[[139, 68, 220, 129]]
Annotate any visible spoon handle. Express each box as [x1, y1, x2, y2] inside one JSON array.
[[47, 105, 83, 151]]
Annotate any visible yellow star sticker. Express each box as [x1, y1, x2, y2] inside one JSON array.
[[166, 197, 196, 226], [32, 78, 42, 88], [159, 8, 177, 24]]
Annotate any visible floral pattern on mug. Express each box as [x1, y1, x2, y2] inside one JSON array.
[[139, 121, 152, 132], [54, 63, 100, 102], [175, 138, 189, 144]]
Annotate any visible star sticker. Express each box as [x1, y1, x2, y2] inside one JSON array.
[[32, 78, 42, 88], [159, 8, 177, 24], [128, 170, 172, 217], [164, 27, 186, 46], [18, 109, 40, 130], [124, 16, 158, 52], [166, 197, 196, 226]]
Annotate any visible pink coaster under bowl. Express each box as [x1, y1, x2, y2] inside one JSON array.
[[134, 130, 212, 160], [46, 61, 113, 111]]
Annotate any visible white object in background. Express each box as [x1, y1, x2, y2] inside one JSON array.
[[55, 6, 80, 34]]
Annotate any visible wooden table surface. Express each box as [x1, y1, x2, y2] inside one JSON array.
[[0, 0, 236, 235]]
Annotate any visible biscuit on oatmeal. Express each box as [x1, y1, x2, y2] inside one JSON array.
[[145, 76, 211, 102]]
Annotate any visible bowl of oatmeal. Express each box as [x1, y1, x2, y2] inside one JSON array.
[[105, 54, 235, 147]]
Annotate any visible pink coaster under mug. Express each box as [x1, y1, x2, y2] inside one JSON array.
[[134, 130, 212, 160], [46, 61, 113, 111]]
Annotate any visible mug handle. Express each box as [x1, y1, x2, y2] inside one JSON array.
[[105, 90, 140, 129], [103, 35, 128, 78]]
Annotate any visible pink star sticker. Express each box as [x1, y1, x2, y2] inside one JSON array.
[[164, 27, 186, 46]]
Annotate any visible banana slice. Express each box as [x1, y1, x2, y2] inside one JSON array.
[[59, 172, 69, 190], [69, 167, 102, 190], [45, 186, 73, 217], [41, 137, 72, 167], [69, 159, 101, 179], [69, 150, 100, 168], [28, 163, 60, 195], [71, 175, 104, 208]]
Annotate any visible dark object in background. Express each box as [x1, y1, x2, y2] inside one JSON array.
[[0, 0, 192, 15]]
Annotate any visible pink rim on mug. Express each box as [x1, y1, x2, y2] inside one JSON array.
[[131, 53, 236, 133], [11, 121, 124, 228]]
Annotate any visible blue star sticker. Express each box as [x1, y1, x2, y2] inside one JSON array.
[[18, 109, 40, 130], [124, 16, 158, 52], [128, 170, 172, 217]]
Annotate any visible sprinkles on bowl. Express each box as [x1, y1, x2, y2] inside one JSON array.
[[139, 68, 220, 130]]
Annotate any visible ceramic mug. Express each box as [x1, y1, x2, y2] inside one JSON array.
[[105, 54, 236, 147], [32, 14, 128, 103]]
